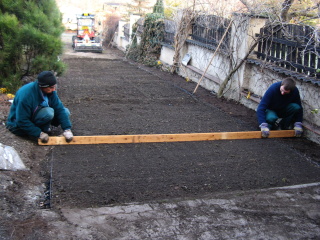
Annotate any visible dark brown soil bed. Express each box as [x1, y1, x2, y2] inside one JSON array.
[[49, 57, 320, 209]]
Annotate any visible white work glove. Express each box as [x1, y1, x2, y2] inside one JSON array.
[[63, 129, 73, 142], [39, 132, 49, 143], [259, 123, 270, 138], [294, 122, 303, 137]]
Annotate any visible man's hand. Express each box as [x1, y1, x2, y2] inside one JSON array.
[[63, 129, 73, 142], [259, 123, 270, 138], [294, 122, 303, 137], [39, 132, 49, 143]]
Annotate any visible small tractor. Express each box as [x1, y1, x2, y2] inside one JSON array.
[[72, 13, 103, 53]]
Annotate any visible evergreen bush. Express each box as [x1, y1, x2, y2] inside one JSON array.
[[0, 0, 66, 92], [126, 0, 165, 66]]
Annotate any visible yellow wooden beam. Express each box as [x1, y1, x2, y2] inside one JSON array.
[[38, 130, 295, 145]]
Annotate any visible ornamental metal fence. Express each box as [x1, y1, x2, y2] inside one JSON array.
[[189, 15, 231, 51], [256, 24, 320, 79], [163, 20, 176, 45]]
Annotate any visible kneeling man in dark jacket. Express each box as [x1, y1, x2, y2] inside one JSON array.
[[256, 77, 303, 138], [6, 71, 73, 143]]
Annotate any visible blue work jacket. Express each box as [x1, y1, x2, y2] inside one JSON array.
[[6, 81, 71, 137]]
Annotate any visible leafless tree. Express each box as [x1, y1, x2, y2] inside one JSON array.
[[168, 0, 320, 97]]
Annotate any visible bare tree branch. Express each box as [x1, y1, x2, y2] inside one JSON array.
[[289, 2, 320, 19], [217, 24, 285, 98]]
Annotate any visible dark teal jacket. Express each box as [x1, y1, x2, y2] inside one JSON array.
[[6, 81, 71, 137]]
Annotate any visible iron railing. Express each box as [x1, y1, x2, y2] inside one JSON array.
[[190, 15, 231, 51], [256, 24, 320, 78]]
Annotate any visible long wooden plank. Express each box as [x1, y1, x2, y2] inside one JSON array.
[[38, 130, 295, 145]]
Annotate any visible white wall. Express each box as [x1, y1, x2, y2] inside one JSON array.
[[159, 46, 175, 65], [114, 20, 127, 51], [114, 15, 141, 51]]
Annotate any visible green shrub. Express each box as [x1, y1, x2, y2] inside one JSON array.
[[0, 0, 65, 92], [0, 13, 22, 82], [126, 0, 165, 66]]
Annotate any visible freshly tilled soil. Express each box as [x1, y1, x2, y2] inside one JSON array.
[[50, 57, 320, 209]]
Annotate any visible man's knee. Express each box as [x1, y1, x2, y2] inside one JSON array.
[[287, 103, 301, 113], [265, 110, 278, 124], [34, 107, 54, 124], [41, 107, 54, 120]]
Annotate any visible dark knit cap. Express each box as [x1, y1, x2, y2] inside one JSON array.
[[38, 71, 57, 87]]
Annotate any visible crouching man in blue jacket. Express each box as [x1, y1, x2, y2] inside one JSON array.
[[6, 71, 73, 143], [257, 77, 303, 138]]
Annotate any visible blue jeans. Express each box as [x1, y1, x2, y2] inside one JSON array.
[[265, 103, 301, 130], [35, 107, 70, 132], [8, 107, 70, 136]]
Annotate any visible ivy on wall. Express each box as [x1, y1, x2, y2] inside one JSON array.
[[127, 0, 165, 66]]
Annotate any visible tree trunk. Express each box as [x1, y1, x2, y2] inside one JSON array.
[[217, 40, 259, 98], [239, 0, 253, 12], [281, 0, 295, 21]]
